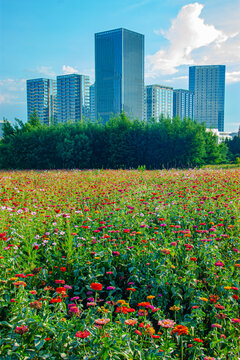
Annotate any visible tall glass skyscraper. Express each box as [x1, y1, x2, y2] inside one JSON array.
[[173, 89, 194, 120], [27, 78, 57, 125], [189, 65, 225, 131], [95, 28, 144, 123], [57, 74, 90, 123], [146, 85, 173, 121]]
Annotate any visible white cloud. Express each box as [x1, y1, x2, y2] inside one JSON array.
[[226, 71, 240, 84], [35, 66, 56, 77], [146, 2, 240, 79], [62, 65, 79, 75], [0, 79, 26, 104]]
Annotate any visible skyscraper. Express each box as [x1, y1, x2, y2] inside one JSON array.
[[189, 65, 225, 131], [173, 89, 194, 120], [90, 83, 95, 122], [95, 28, 144, 123], [27, 78, 56, 125], [57, 74, 90, 123], [146, 85, 173, 121]]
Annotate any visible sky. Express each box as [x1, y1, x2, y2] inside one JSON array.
[[0, 0, 240, 131]]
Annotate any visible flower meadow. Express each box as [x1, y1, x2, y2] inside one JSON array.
[[0, 169, 239, 360]]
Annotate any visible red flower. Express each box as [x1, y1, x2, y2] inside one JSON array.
[[56, 287, 66, 293], [49, 298, 62, 304], [193, 338, 203, 343], [75, 330, 90, 338], [135, 330, 142, 335], [190, 257, 197, 261], [232, 295, 239, 300], [60, 267, 66, 272], [91, 282, 103, 291]]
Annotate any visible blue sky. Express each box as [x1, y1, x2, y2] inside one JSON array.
[[0, 0, 239, 131]]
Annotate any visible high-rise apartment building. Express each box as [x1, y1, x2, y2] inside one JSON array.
[[90, 83, 95, 122], [173, 89, 194, 120], [95, 28, 144, 123], [189, 65, 225, 131], [146, 85, 173, 121], [57, 74, 90, 123], [143, 87, 147, 121], [27, 78, 57, 125]]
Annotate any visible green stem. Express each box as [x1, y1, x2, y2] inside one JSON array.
[[181, 336, 184, 360]]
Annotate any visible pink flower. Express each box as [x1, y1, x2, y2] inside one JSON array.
[[211, 323, 222, 329], [158, 319, 176, 328], [15, 325, 29, 335], [231, 318, 240, 323], [95, 318, 110, 325], [215, 261, 224, 267]]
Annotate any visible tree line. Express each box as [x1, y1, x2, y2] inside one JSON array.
[[0, 111, 239, 170]]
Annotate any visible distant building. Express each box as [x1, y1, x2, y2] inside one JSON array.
[[189, 65, 225, 131], [0, 120, 5, 138], [143, 86, 147, 121], [90, 83, 95, 122], [95, 28, 144, 123], [206, 128, 236, 143], [173, 89, 194, 120], [26, 78, 57, 125], [146, 85, 173, 121], [57, 74, 90, 123]]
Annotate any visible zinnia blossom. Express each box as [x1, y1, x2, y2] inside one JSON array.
[[193, 338, 203, 343], [91, 282, 103, 291], [75, 330, 90, 338], [211, 323, 222, 329], [172, 325, 189, 336], [125, 319, 138, 326], [95, 318, 110, 325], [231, 318, 240, 323], [215, 261, 224, 267], [158, 319, 176, 328], [15, 325, 29, 335]]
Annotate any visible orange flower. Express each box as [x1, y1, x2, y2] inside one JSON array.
[[13, 281, 27, 287], [172, 325, 189, 336], [137, 302, 151, 307]]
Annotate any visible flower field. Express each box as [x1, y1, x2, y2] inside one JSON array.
[[0, 169, 239, 360]]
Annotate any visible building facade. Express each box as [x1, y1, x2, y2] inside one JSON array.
[[173, 89, 194, 120], [27, 78, 57, 125], [57, 74, 90, 123], [146, 85, 173, 121], [95, 28, 144, 123], [0, 120, 5, 138], [90, 83, 95, 122], [189, 65, 225, 131]]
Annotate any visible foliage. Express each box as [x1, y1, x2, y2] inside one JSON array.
[[0, 114, 230, 169], [225, 135, 240, 163]]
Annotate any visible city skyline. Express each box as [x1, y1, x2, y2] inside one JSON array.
[[0, 0, 239, 131]]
